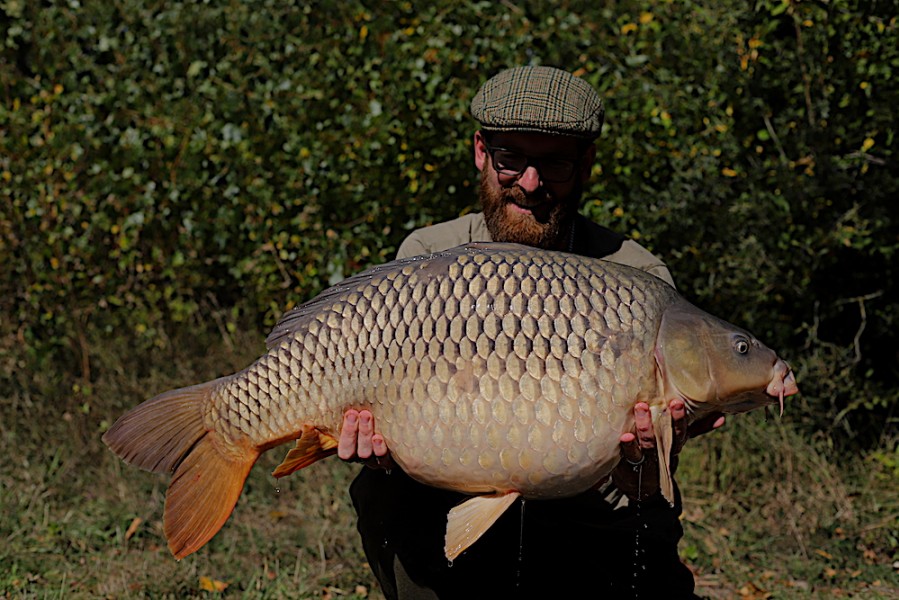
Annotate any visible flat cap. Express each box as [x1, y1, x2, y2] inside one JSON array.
[[470, 66, 604, 140]]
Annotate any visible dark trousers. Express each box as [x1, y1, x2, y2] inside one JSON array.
[[350, 468, 698, 600]]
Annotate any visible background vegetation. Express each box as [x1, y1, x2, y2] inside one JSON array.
[[2, 0, 896, 597]]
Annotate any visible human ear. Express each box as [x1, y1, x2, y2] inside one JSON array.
[[580, 143, 596, 183], [474, 131, 488, 171]]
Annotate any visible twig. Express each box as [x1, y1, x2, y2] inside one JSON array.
[[859, 514, 899, 532], [845, 151, 887, 166], [763, 113, 789, 165], [835, 291, 883, 364]]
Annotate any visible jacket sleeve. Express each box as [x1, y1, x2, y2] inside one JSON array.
[[396, 232, 429, 260]]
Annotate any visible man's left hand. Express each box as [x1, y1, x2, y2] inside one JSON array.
[[610, 400, 725, 502]]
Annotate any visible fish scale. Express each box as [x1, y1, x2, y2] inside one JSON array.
[[205, 245, 667, 497], [104, 241, 798, 560]]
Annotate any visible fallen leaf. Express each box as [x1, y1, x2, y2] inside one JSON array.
[[199, 576, 228, 593], [125, 517, 142, 541], [815, 549, 834, 560]]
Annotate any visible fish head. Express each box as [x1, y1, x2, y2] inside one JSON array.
[[656, 303, 799, 419]]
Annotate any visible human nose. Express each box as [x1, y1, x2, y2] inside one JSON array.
[[516, 165, 541, 193]]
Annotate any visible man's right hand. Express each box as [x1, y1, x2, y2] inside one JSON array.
[[338, 409, 393, 469]]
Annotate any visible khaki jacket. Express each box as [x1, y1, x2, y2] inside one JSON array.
[[397, 212, 675, 287]]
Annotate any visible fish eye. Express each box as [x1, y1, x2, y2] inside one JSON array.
[[734, 338, 750, 354]]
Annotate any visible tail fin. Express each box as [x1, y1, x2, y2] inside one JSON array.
[[102, 379, 258, 559]]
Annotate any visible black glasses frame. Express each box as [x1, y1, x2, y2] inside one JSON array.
[[482, 141, 583, 183]]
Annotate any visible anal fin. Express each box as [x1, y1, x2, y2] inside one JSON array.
[[272, 424, 338, 478], [445, 491, 521, 560]]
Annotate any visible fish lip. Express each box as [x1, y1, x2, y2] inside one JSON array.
[[767, 360, 799, 398], [766, 360, 799, 416]]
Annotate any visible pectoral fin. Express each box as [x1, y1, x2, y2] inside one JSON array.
[[272, 425, 338, 478], [652, 406, 675, 506], [445, 491, 521, 560]]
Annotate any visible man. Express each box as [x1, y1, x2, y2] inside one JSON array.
[[339, 66, 724, 599]]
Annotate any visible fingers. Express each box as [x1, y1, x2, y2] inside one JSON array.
[[337, 409, 375, 460], [687, 412, 726, 438], [614, 399, 695, 502], [356, 410, 374, 459], [372, 433, 389, 457], [338, 409, 390, 466], [337, 409, 360, 460], [621, 403, 655, 469], [634, 402, 654, 449], [613, 429, 660, 501], [619, 432, 642, 465]]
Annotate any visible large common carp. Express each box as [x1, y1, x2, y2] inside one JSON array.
[[103, 242, 798, 560]]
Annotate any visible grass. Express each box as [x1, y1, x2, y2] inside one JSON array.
[[1, 324, 896, 598], [678, 418, 898, 598]]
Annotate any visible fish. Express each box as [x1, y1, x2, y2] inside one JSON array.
[[103, 242, 798, 561]]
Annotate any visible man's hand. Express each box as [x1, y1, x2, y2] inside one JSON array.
[[338, 409, 393, 469], [611, 400, 725, 502]]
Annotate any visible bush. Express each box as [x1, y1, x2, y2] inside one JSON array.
[[2, 0, 896, 446]]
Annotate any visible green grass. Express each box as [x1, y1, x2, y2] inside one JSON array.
[[1, 325, 896, 598], [1, 327, 377, 599], [678, 418, 898, 598]]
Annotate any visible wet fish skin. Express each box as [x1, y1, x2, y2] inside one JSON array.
[[218, 243, 674, 496], [103, 242, 797, 560]]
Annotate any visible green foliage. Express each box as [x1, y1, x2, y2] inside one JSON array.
[[2, 1, 897, 444]]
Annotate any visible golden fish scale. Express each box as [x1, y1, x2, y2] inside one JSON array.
[[206, 246, 676, 498]]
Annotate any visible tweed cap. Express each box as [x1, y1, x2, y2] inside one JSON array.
[[470, 66, 604, 140]]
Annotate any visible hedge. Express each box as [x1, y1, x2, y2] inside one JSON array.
[[2, 0, 896, 445]]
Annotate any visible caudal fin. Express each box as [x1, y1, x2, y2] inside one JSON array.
[[102, 379, 258, 559]]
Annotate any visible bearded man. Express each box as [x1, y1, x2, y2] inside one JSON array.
[[338, 66, 722, 599]]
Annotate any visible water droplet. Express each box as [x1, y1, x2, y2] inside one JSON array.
[[517, 498, 526, 587], [447, 559, 454, 568], [275, 487, 281, 493]]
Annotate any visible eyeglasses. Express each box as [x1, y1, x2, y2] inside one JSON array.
[[483, 141, 582, 183]]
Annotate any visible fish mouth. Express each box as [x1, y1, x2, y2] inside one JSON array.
[[766, 360, 799, 416]]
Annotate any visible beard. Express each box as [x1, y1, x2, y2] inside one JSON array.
[[479, 168, 581, 249]]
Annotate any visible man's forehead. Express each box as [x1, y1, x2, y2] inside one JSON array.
[[488, 131, 585, 156]]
